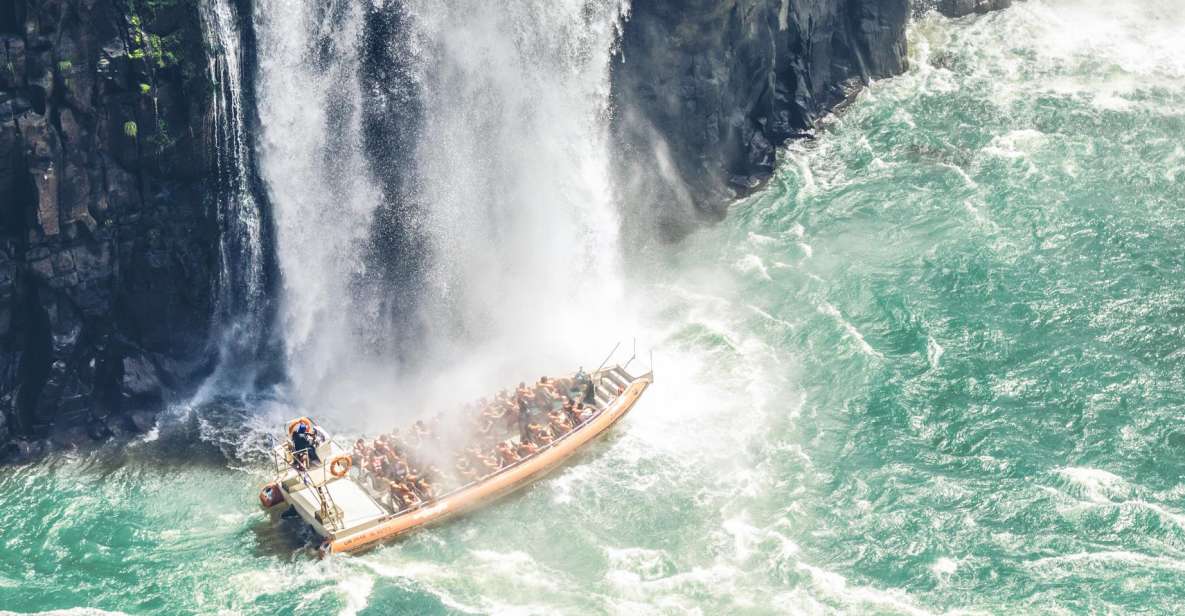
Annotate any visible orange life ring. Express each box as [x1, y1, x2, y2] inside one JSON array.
[[287, 417, 314, 438], [328, 455, 352, 478]]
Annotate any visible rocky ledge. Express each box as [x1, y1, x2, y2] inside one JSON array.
[[610, 0, 910, 240], [936, 0, 1013, 18], [0, 0, 220, 458]]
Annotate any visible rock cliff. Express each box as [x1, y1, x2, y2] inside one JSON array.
[[610, 0, 910, 239], [0, 0, 222, 455], [935, 0, 1013, 18]]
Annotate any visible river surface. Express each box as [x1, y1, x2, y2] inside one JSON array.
[[4, 1, 1185, 614]]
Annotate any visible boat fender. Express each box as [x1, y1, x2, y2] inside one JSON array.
[[328, 455, 352, 478], [259, 483, 285, 508], [287, 417, 314, 438]]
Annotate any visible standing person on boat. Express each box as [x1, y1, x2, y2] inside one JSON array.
[[583, 377, 596, 406], [516, 389, 532, 442], [291, 422, 322, 466]]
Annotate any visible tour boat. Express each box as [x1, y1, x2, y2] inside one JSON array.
[[258, 364, 652, 556]]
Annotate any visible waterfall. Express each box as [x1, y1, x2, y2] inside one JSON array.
[[254, 0, 632, 413], [201, 0, 269, 386], [403, 0, 630, 370], [254, 0, 383, 406]]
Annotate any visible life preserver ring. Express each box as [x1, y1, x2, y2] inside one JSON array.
[[287, 417, 314, 438], [328, 455, 352, 478]]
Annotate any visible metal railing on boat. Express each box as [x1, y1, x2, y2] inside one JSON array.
[[270, 437, 346, 531]]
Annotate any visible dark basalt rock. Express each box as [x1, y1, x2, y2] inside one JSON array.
[[0, 0, 220, 456], [611, 0, 910, 240], [936, 0, 1013, 18]]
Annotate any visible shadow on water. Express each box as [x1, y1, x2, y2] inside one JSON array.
[[247, 507, 323, 558]]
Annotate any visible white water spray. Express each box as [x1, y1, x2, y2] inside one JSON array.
[[255, 0, 633, 416], [402, 0, 632, 388], [201, 0, 267, 375], [254, 0, 382, 407]]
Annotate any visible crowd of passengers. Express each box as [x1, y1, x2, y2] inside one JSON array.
[[351, 371, 613, 513]]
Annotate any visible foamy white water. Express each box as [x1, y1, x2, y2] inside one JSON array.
[[254, 0, 382, 407]]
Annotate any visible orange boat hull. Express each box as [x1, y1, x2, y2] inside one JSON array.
[[326, 373, 652, 554]]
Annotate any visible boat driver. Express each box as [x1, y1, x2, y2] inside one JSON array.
[[292, 422, 322, 466]]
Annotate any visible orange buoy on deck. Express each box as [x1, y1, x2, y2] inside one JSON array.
[[259, 483, 285, 508]]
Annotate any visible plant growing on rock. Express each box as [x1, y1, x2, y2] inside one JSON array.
[[150, 118, 175, 152], [123, 120, 138, 139]]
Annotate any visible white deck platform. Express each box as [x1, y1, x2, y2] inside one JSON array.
[[271, 437, 391, 537], [286, 476, 388, 531]]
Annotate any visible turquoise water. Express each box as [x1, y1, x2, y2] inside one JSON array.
[[4, 2, 1185, 613]]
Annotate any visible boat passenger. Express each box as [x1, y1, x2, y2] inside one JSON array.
[[400, 484, 422, 509], [415, 477, 436, 501], [388, 429, 409, 452], [389, 458, 409, 481], [516, 393, 531, 441], [548, 411, 571, 436], [455, 457, 479, 482], [477, 415, 495, 437], [369, 456, 386, 489], [484, 402, 506, 420], [386, 479, 414, 511], [553, 375, 573, 394], [540, 377, 565, 409], [479, 454, 500, 475], [562, 397, 582, 427], [352, 438, 369, 468], [495, 441, 520, 467], [529, 423, 553, 445], [517, 382, 536, 408], [388, 481, 419, 511], [516, 440, 538, 458], [504, 402, 521, 431]]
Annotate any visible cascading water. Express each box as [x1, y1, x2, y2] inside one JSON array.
[[404, 0, 627, 341], [253, 0, 383, 408], [201, 0, 269, 386], [255, 0, 632, 416], [393, 0, 632, 394]]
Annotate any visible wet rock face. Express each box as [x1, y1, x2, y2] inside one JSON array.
[[611, 0, 909, 240], [936, 0, 1012, 18], [0, 0, 218, 455]]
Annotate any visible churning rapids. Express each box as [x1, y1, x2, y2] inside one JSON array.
[[4, 0, 1185, 613]]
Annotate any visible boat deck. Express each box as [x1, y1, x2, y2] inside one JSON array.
[[286, 477, 388, 530], [264, 364, 651, 554]]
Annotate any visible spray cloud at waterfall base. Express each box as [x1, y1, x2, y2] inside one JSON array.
[[255, 0, 640, 428]]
